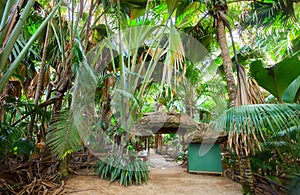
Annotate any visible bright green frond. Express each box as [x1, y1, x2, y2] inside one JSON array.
[[45, 109, 82, 159]]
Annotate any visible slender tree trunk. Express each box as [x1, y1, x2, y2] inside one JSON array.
[[214, 1, 254, 193], [34, 22, 51, 105], [216, 17, 237, 107], [101, 76, 113, 131], [217, 17, 254, 192], [84, 0, 95, 50], [28, 21, 51, 139], [0, 86, 9, 122], [243, 155, 255, 193]]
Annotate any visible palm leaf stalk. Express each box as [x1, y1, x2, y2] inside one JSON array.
[[0, 0, 35, 70], [0, 0, 15, 42]]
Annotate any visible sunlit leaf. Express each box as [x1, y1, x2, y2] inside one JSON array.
[[282, 75, 300, 103], [250, 51, 300, 100]]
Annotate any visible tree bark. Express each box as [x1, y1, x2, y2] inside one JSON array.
[[216, 17, 237, 107], [215, 2, 254, 193], [0, 85, 9, 123], [28, 21, 51, 139], [244, 156, 255, 193], [34, 22, 51, 104], [101, 76, 113, 131]]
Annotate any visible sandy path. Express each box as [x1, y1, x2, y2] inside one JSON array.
[[63, 167, 242, 195], [63, 150, 242, 195]]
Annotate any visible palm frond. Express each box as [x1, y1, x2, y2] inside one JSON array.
[[162, 26, 185, 87], [45, 109, 82, 159], [241, 0, 296, 29], [266, 140, 287, 147], [236, 65, 265, 106], [46, 39, 94, 159], [275, 125, 300, 138], [213, 103, 300, 155], [9, 33, 41, 63]]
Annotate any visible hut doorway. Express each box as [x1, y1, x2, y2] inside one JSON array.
[[135, 112, 227, 173], [135, 112, 198, 166]]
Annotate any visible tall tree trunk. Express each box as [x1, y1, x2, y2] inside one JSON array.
[[217, 19, 255, 193], [216, 18, 237, 107], [214, 1, 254, 193]]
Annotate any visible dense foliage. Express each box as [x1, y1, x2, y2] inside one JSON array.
[[0, 0, 299, 193]]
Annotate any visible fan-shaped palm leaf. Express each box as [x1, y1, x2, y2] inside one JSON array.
[[250, 51, 300, 101]]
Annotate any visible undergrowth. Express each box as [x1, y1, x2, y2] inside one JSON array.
[[95, 154, 149, 186]]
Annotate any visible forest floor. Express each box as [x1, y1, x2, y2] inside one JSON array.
[[62, 149, 242, 195]]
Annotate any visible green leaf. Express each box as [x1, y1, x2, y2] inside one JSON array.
[[0, 0, 63, 93], [250, 51, 300, 100], [166, 0, 179, 16], [45, 109, 82, 159], [176, 2, 201, 28], [0, 0, 8, 20], [282, 75, 300, 103], [130, 8, 145, 20]]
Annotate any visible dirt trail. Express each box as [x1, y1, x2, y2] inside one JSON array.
[[63, 150, 242, 195]]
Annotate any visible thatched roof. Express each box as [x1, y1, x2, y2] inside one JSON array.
[[133, 112, 227, 143], [131, 124, 153, 137], [138, 112, 198, 134], [185, 123, 227, 144]]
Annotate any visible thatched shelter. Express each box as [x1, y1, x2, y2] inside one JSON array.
[[137, 112, 199, 134], [131, 112, 227, 166], [134, 112, 227, 144]]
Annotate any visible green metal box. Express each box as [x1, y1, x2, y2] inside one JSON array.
[[188, 143, 223, 174]]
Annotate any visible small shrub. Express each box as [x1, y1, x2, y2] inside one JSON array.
[[95, 154, 149, 186]]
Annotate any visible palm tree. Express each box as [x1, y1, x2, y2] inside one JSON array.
[[218, 1, 299, 192], [211, 0, 237, 108], [45, 1, 167, 158], [1, 0, 295, 189]]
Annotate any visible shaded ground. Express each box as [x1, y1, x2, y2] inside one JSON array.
[[63, 150, 242, 195]]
